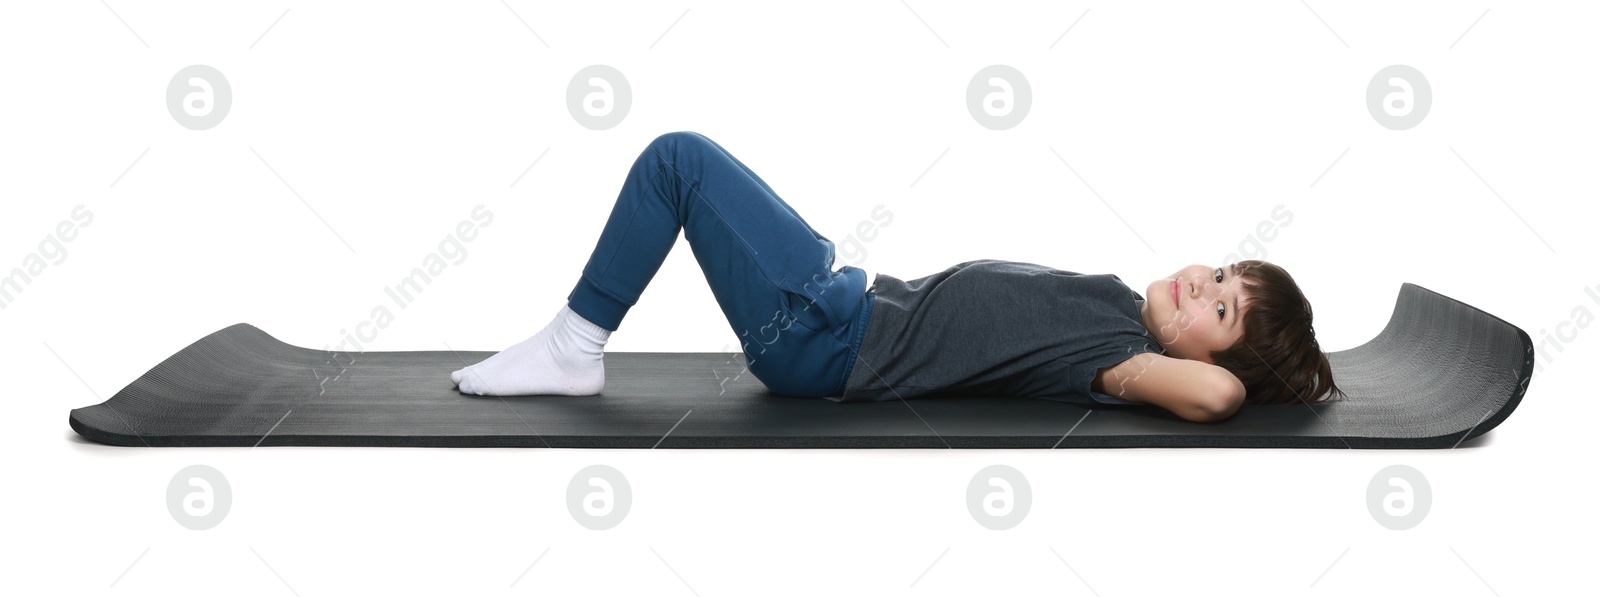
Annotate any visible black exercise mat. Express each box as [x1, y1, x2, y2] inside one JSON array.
[[69, 283, 1531, 449]]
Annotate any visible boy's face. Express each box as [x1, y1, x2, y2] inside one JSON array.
[[1139, 263, 1250, 363]]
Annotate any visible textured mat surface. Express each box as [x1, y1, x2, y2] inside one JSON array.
[[69, 283, 1531, 449]]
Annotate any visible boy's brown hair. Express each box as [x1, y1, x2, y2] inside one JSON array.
[[1209, 260, 1347, 405]]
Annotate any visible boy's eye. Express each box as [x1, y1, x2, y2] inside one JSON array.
[[1214, 267, 1223, 283]]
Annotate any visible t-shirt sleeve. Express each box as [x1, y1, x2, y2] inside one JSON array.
[[1057, 335, 1161, 406]]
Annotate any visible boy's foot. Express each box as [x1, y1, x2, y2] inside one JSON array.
[[451, 304, 610, 396]]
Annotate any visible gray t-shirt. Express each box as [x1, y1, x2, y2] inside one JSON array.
[[835, 259, 1162, 405]]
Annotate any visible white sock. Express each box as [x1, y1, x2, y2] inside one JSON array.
[[451, 304, 610, 396]]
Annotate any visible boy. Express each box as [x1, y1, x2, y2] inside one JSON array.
[[450, 132, 1343, 423]]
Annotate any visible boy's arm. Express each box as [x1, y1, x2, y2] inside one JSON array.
[[1091, 352, 1246, 423]]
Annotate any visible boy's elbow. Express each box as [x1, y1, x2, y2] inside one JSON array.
[[1193, 370, 1246, 423]]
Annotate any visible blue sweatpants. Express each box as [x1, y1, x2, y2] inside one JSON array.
[[566, 131, 875, 398]]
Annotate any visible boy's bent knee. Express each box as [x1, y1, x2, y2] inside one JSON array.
[[651, 131, 708, 151]]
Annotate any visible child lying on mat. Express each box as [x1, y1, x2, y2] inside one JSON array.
[[450, 132, 1345, 423]]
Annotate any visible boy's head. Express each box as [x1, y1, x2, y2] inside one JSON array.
[[1138, 260, 1344, 405]]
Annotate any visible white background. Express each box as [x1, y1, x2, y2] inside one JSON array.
[[4, 1, 1596, 595]]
